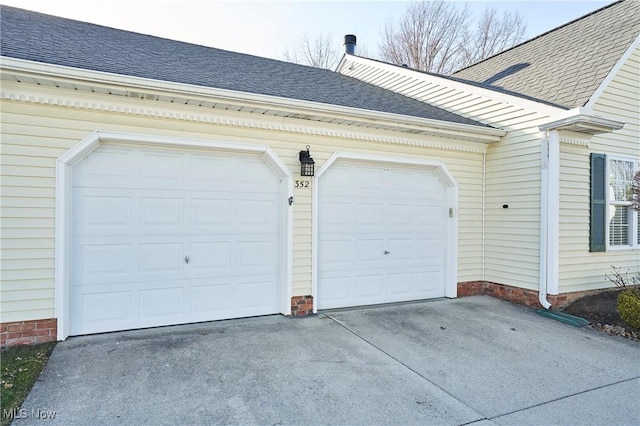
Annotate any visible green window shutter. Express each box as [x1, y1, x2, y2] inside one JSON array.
[[590, 153, 606, 252]]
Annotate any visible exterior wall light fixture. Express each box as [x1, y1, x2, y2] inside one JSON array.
[[299, 145, 315, 176]]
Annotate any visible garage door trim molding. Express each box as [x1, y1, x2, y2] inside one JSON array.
[[311, 151, 459, 312], [55, 130, 293, 340]]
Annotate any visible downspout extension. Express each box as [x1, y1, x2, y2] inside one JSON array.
[[539, 130, 553, 309]]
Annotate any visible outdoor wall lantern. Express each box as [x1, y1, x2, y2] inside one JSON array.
[[298, 145, 315, 176]]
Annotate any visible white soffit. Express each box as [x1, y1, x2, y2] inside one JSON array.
[[1, 57, 504, 144], [337, 55, 569, 118], [539, 114, 625, 135]]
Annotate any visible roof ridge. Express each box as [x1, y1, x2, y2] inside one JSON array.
[[452, 0, 625, 75]]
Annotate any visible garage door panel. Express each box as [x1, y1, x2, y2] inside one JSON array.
[[191, 155, 230, 183], [237, 241, 278, 269], [190, 242, 231, 271], [238, 199, 277, 226], [139, 197, 183, 226], [81, 292, 130, 324], [356, 203, 384, 225], [356, 239, 385, 261], [140, 151, 184, 181], [387, 272, 416, 296], [319, 239, 352, 267], [191, 283, 232, 315], [320, 202, 352, 226], [417, 271, 447, 296], [191, 199, 230, 225], [356, 167, 384, 190], [355, 274, 385, 300], [237, 279, 279, 312], [388, 204, 417, 225], [386, 238, 415, 256], [318, 276, 351, 308], [71, 144, 282, 335], [80, 244, 132, 277], [139, 287, 183, 319], [76, 193, 133, 229], [321, 167, 354, 194], [417, 238, 446, 260], [139, 243, 185, 274]]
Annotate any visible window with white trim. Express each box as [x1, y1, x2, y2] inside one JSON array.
[[607, 157, 639, 248]]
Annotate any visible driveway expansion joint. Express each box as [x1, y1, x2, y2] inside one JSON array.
[[487, 375, 640, 422], [323, 313, 485, 419]]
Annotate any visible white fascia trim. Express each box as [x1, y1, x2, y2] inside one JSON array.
[[337, 55, 568, 117], [585, 34, 640, 110], [55, 130, 294, 340], [539, 113, 625, 135], [1, 57, 504, 141], [311, 151, 459, 312]]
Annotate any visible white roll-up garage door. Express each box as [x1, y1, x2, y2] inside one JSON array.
[[317, 161, 448, 310], [70, 144, 282, 335]]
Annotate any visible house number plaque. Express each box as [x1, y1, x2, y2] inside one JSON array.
[[295, 180, 310, 188]]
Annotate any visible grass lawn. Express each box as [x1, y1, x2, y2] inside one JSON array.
[[1, 342, 56, 426]]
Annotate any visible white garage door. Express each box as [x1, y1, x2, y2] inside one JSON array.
[[318, 162, 448, 310], [70, 144, 282, 335]]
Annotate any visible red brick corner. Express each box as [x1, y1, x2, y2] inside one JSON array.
[[0, 318, 57, 348], [290, 295, 314, 317]]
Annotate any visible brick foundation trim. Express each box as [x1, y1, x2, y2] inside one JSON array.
[[1, 318, 57, 348], [290, 295, 314, 317], [457, 281, 614, 310]]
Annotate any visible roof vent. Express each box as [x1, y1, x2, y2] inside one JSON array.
[[344, 34, 356, 55]]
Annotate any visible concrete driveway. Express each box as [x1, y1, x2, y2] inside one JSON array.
[[14, 296, 640, 425]]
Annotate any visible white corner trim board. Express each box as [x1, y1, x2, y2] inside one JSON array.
[[55, 130, 294, 339]]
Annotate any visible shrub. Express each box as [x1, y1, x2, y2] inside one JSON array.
[[606, 266, 640, 330], [618, 291, 640, 330]]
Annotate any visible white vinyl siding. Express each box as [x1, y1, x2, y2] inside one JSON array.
[[339, 58, 554, 291], [558, 46, 640, 293], [1, 83, 486, 323]]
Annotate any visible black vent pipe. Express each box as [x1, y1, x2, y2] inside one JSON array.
[[344, 34, 356, 55]]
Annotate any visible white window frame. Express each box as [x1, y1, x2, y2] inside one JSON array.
[[606, 155, 640, 250]]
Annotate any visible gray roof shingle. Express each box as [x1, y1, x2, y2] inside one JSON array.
[[453, 0, 640, 109], [0, 5, 487, 127]]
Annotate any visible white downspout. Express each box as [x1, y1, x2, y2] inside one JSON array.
[[482, 152, 486, 282], [539, 130, 559, 309]]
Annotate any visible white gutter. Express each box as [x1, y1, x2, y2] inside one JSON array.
[[0, 56, 505, 141]]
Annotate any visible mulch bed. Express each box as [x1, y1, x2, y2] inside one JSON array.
[[562, 289, 639, 342]]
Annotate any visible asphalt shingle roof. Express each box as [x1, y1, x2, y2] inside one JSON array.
[[453, 0, 640, 109], [0, 5, 487, 128]]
